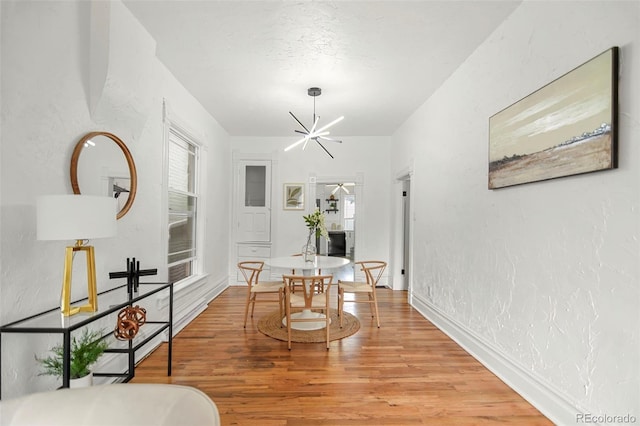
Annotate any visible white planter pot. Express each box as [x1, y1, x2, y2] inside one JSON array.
[[70, 372, 93, 388]]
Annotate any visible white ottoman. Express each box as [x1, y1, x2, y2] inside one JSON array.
[[0, 384, 220, 425]]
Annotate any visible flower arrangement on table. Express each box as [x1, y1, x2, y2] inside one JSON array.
[[302, 209, 329, 261]]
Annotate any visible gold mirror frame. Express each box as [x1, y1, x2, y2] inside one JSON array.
[[70, 131, 138, 219]]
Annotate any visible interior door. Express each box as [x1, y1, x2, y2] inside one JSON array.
[[237, 161, 271, 242]]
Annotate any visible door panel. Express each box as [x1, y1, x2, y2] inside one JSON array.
[[238, 161, 271, 242]]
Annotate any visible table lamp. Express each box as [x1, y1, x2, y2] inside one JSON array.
[[37, 194, 117, 316]]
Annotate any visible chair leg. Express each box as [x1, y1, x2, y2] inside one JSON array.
[[286, 300, 292, 350], [367, 294, 376, 318], [338, 288, 344, 328], [372, 294, 381, 328], [250, 293, 257, 318], [325, 292, 331, 350], [278, 288, 284, 327], [326, 312, 330, 350], [243, 292, 253, 328]]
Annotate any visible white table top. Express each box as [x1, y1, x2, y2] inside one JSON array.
[[265, 255, 350, 271]]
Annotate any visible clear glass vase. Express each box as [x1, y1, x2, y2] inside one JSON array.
[[302, 242, 316, 263]]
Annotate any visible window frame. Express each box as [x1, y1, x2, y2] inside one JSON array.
[[343, 194, 356, 231], [163, 110, 204, 286]]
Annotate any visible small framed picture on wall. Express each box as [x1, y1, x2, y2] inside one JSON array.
[[283, 183, 304, 210]]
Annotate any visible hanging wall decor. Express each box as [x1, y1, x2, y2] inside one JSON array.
[[488, 47, 618, 189], [284, 183, 304, 210]]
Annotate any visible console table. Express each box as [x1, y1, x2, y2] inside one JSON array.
[[0, 282, 173, 399]]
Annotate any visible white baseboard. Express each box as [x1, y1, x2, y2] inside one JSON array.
[[96, 275, 229, 382], [410, 292, 580, 426], [161, 275, 229, 337]]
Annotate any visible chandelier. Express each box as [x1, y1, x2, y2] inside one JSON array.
[[328, 183, 355, 195], [285, 87, 344, 158]]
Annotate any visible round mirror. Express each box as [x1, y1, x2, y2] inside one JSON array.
[[70, 131, 137, 219]]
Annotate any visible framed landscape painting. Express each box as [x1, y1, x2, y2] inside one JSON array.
[[283, 183, 304, 210], [489, 47, 618, 189]]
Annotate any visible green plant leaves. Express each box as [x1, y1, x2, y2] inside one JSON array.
[[303, 209, 329, 239], [36, 328, 108, 379]]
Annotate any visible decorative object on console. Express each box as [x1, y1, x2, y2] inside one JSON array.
[[302, 209, 329, 262], [37, 195, 117, 316], [36, 328, 108, 386], [283, 183, 304, 210], [285, 87, 344, 158], [70, 131, 138, 219], [489, 47, 618, 189], [114, 305, 147, 340], [109, 257, 158, 296]]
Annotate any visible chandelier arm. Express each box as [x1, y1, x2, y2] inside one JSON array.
[[315, 140, 334, 159], [315, 116, 344, 134], [284, 135, 310, 152], [295, 130, 309, 135], [308, 116, 319, 136], [289, 111, 310, 133], [318, 136, 342, 143]]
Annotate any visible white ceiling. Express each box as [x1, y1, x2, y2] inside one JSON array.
[[123, 1, 521, 137]]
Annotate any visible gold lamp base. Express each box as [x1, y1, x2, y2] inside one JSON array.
[[61, 240, 99, 316]]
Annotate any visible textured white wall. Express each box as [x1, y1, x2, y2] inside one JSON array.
[[0, 1, 230, 398], [392, 0, 639, 421], [231, 136, 393, 282]]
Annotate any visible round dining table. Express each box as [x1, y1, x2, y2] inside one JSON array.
[[265, 255, 350, 330], [265, 255, 350, 275]]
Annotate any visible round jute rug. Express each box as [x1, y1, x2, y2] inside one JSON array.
[[257, 308, 360, 343]]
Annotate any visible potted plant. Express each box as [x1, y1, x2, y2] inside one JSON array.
[[36, 328, 108, 387]]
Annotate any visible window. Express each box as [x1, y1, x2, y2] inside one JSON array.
[[244, 165, 266, 207], [167, 127, 199, 284], [343, 194, 355, 231]]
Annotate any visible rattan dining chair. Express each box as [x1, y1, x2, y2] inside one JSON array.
[[282, 274, 333, 350], [238, 261, 284, 328], [337, 261, 386, 328]]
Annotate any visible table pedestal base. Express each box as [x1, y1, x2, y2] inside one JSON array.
[[282, 310, 330, 330]]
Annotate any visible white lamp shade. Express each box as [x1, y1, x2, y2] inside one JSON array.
[[37, 195, 117, 241]]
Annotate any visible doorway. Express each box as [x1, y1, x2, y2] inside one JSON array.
[[309, 174, 361, 282], [315, 182, 356, 261], [401, 179, 411, 291]]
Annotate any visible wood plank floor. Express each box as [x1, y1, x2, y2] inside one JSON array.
[[132, 286, 553, 425]]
